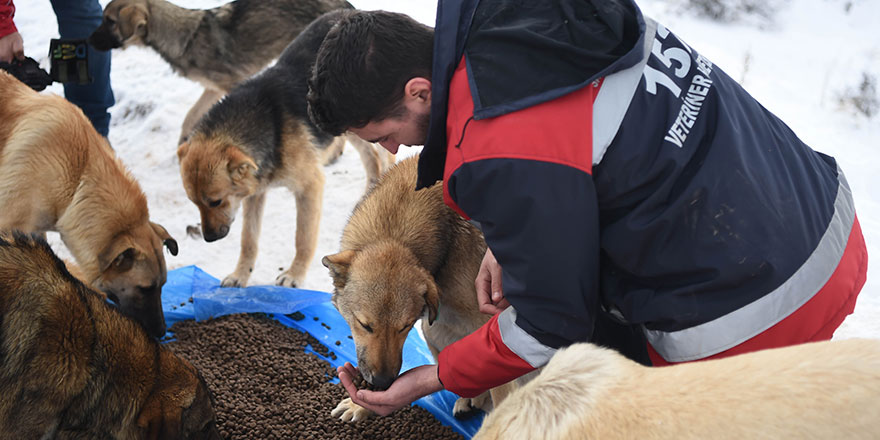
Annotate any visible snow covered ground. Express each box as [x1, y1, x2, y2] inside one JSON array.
[[13, 0, 879, 340]]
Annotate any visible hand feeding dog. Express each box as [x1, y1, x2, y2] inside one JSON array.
[[0, 232, 219, 440], [177, 9, 392, 289], [0, 71, 177, 338], [474, 339, 880, 440], [88, 0, 355, 144], [323, 156, 518, 422]]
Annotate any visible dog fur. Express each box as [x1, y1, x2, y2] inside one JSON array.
[[323, 156, 517, 422], [88, 0, 353, 143], [474, 339, 880, 440], [0, 232, 220, 439], [177, 9, 391, 289], [0, 71, 178, 338]]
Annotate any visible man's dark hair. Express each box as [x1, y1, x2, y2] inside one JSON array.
[[308, 10, 434, 136]]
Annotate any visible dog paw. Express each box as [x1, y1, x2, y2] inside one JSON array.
[[221, 274, 247, 288], [452, 397, 483, 419], [331, 398, 373, 422], [274, 272, 301, 288]]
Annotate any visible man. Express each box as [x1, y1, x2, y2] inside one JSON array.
[[307, 1, 868, 416], [0, 0, 114, 137]]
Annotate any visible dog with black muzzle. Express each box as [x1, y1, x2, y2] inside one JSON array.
[[0, 71, 177, 338], [324, 157, 518, 422], [88, 0, 354, 144], [0, 232, 219, 440]]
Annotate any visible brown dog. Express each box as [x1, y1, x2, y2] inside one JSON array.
[[88, 0, 353, 144], [0, 232, 220, 439], [0, 71, 178, 338], [475, 339, 880, 440], [178, 9, 392, 289], [323, 156, 516, 422]]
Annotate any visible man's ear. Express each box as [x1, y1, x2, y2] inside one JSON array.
[[404, 77, 431, 107]]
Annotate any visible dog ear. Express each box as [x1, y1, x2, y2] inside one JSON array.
[[151, 222, 179, 256], [225, 146, 258, 184], [177, 140, 191, 160], [98, 239, 137, 274], [118, 5, 148, 41], [422, 273, 440, 325], [322, 250, 355, 290]]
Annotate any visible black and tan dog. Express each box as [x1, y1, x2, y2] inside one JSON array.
[[178, 9, 391, 289], [323, 156, 517, 422], [88, 0, 353, 143], [475, 339, 880, 440], [0, 71, 177, 338], [0, 232, 220, 439]]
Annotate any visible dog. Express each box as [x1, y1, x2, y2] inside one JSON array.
[[323, 156, 518, 422], [0, 71, 178, 338], [474, 338, 880, 440], [177, 9, 392, 289], [0, 232, 220, 439], [88, 0, 353, 144]]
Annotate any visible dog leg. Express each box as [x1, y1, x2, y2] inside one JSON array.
[[378, 145, 396, 171], [344, 133, 387, 191], [320, 137, 346, 166], [276, 170, 324, 287], [453, 391, 493, 419], [222, 191, 266, 287], [178, 88, 225, 144]]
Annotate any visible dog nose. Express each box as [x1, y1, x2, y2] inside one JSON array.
[[371, 374, 396, 391], [203, 225, 229, 242]]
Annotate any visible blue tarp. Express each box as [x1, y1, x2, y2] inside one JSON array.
[[161, 265, 484, 439]]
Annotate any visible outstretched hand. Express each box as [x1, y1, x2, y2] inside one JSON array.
[[336, 362, 443, 417], [475, 248, 510, 315]]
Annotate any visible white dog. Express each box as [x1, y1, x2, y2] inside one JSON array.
[[475, 338, 880, 440]]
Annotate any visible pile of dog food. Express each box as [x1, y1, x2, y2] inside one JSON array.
[[165, 313, 464, 439]]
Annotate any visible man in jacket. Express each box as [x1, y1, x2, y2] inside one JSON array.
[[307, 1, 867, 416]]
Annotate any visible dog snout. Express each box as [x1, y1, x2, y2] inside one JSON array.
[[370, 374, 396, 391], [87, 26, 121, 51], [202, 224, 229, 242]]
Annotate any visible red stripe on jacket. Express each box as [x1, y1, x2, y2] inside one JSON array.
[[649, 215, 868, 366], [438, 56, 602, 397], [442, 56, 599, 218], [438, 314, 535, 398]]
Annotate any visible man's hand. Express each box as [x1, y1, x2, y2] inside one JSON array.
[[475, 248, 510, 315], [336, 362, 442, 417], [0, 31, 24, 63]]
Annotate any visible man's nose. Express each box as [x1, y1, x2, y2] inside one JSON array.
[[379, 141, 399, 154]]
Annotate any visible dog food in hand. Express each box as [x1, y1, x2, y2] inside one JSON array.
[[166, 313, 462, 439]]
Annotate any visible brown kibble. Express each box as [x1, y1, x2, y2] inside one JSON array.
[[164, 313, 462, 439]]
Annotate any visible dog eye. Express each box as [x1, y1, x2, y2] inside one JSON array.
[[357, 320, 373, 333], [207, 199, 222, 208]]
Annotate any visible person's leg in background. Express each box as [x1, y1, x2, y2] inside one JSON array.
[[50, 0, 114, 137]]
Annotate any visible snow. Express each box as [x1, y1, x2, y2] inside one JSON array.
[[12, 0, 879, 340]]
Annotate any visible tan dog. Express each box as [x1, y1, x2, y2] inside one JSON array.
[[178, 9, 392, 288], [323, 156, 515, 422], [0, 71, 178, 338], [475, 339, 880, 440], [88, 0, 353, 143], [0, 232, 220, 439]]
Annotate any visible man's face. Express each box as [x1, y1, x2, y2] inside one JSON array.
[[350, 105, 430, 154]]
